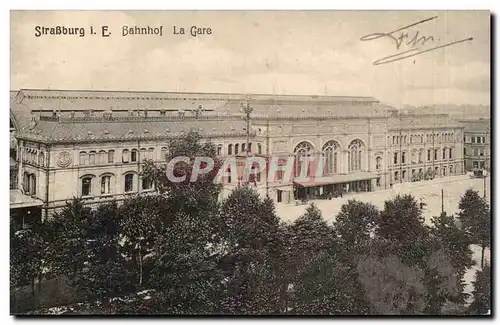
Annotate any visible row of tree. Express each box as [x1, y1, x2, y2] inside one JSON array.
[[10, 132, 491, 315]]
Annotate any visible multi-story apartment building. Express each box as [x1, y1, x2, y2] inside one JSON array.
[[460, 118, 491, 172]]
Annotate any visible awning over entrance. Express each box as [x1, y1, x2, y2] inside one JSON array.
[[10, 189, 44, 209], [293, 172, 379, 188]]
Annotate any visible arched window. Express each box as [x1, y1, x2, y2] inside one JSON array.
[[148, 148, 155, 160], [24, 173, 37, 195], [124, 173, 134, 192], [322, 140, 340, 174], [434, 149, 438, 160], [418, 150, 423, 163], [122, 149, 130, 163], [101, 175, 112, 194], [241, 143, 246, 152], [402, 151, 407, 164], [217, 144, 222, 156], [82, 176, 93, 197], [248, 143, 252, 153], [376, 156, 382, 170], [442, 148, 446, 160], [131, 149, 138, 162], [108, 150, 115, 163], [449, 148, 453, 159], [228, 144, 233, 155], [79, 151, 88, 165], [140, 148, 147, 161], [257, 143, 262, 154], [235, 144, 239, 155], [411, 150, 416, 164], [348, 140, 363, 172], [89, 151, 96, 165], [161, 147, 168, 161], [294, 141, 314, 177], [449, 165, 454, 174]]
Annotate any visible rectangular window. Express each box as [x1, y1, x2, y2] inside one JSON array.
[[82, 178, 92, 196], [479, 149, 484, 156], [473, 161, 479, 168], [394, 152, 398, 164], [434, 149, 438, 160], [427, 150, 431, 161], [449, 148, 453, 159], [394, 171, 399, 181], [125, 174, 134, 192], [474, 149, 479, 156], [464, 148, 466, 155], [89, 152, 96, 165], [376, 178, 381, 187], [108, 150, 114, 163], [101, 176, 111, 194], [217, 145, 222, 156], [480, 161, 485, 169], [472, 137, 476, 143], [476, 136, 481, 143], [131, 150, 137, 162]]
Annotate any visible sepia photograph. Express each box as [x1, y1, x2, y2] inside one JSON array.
[[9, 10, 491, 316]]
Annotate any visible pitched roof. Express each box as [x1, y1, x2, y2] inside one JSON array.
[[17, 117, 252, 143]]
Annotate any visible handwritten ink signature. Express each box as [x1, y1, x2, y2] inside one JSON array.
[[360, 16, 473, 65]]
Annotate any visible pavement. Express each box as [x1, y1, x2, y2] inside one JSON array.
[[276, 174, 490, 224]]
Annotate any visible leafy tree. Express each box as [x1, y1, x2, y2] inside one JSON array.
[[458, 189, 490, 268], [135, 132, 226, 314], [468, 263, 491, 315], [375, 194, 428, 266], [218, 187, 287, 315], [421, 249, 463, 314], [287, 203, 369, 315], [71, 201, 133, 305], [357, 255, 426, 315], [141, 131, 223, 218], [43, 198, 90, 278], [429, 212, 475, 306], [334, 199, 379, 258], [119, 195, 167, 287], [10, 224, 44, 299]]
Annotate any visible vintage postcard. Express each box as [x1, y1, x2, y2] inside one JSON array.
[[10, 10, 491, 316]]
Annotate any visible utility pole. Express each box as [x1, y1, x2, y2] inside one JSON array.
[[242, 99, 254, 187], [242, 100, 253, 156], [399, 112, 403, 183], [441, 188, 444, 214]]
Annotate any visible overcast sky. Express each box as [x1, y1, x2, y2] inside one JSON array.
[[10, 11, 490, 107]]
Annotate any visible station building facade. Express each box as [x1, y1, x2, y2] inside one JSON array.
[[10, 89, 466, 218]]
